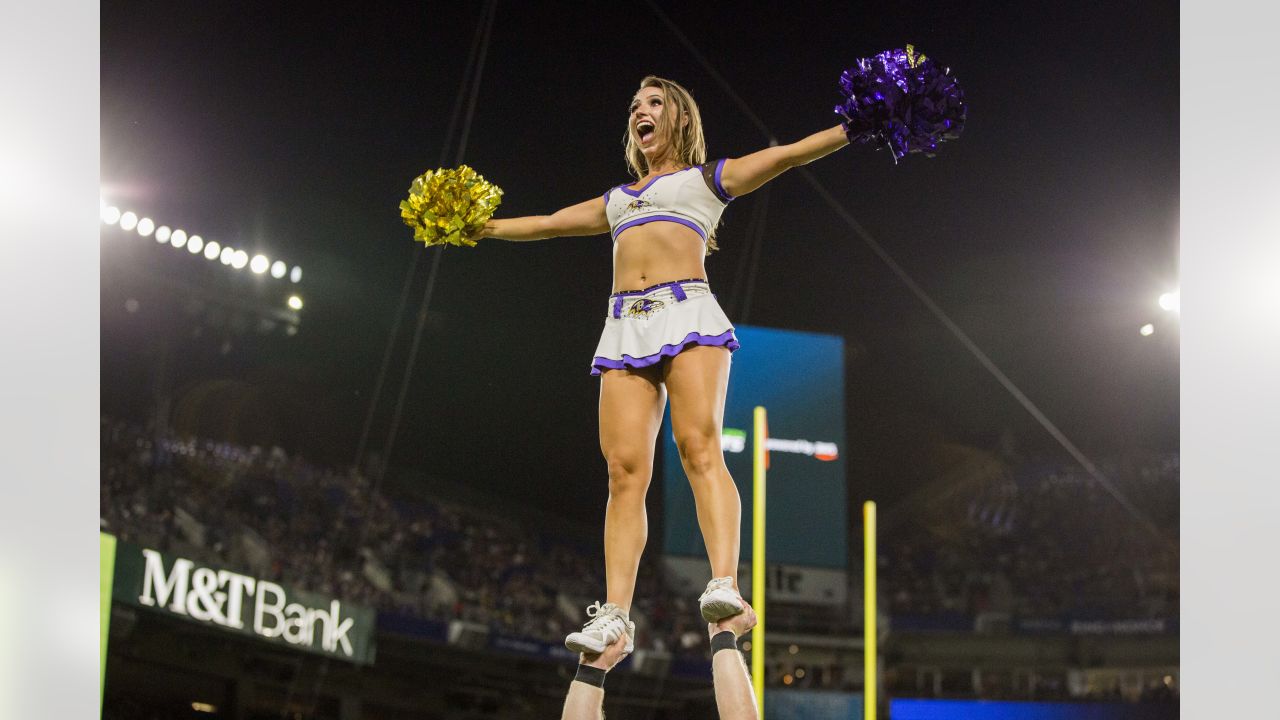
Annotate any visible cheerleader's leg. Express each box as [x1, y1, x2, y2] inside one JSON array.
[[597, 363, 667, 612], [664, 344, 742, 597]]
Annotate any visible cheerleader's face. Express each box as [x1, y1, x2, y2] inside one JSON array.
[[630, 86, 666, 154]]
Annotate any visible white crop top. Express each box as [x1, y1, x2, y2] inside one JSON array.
[[603, 158, 734, 242]]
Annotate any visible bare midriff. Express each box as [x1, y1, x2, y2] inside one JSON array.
[[611, 221, 708, 293]]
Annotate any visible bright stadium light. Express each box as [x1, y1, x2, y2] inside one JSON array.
[[287, 295, 304, 310], [1158, 289, 1180, 313], [99, 204, 301, 280], [1140, 323, 1155, 336]]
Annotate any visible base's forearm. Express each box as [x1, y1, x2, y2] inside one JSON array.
[[788, 125, 850, 168], [560, 682, 604, 720], [712, 650, 759, 720], [484, 215, 552, 242]]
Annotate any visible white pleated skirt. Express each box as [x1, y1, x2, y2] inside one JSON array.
[[590, 278, 740, 376]]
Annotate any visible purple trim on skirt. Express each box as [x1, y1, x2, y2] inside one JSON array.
[[612, 214, 707, 241], [591, 329, 740, 376]]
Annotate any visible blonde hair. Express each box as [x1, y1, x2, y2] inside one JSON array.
[[623, 76, 719, 252]]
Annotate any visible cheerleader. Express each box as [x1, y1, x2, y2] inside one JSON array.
[[475, 76, 850, 653]]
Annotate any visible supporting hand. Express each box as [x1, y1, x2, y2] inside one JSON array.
[[709, 601, 758, 640], [580, 632, 631, 671]]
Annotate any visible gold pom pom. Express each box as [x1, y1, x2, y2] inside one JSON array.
[[398, 165, 504, 247]]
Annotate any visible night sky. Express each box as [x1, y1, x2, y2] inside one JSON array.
[[100, 0, 1179, 520]]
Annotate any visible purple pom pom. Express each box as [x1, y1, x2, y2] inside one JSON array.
[[834, 45, 966, 162]]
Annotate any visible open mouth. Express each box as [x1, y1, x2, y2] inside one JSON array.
[[636, 121, 655, 144]]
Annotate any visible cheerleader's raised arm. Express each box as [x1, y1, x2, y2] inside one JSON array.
[[478, 196, 609, 242], [718, 124, 850, 198]]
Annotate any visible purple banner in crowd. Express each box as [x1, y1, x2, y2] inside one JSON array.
[[890, 699, 1177, 720]]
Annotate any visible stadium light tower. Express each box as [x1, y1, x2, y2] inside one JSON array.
[[100, 196, 308, 443]]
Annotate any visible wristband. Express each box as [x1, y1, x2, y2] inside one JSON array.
[[710, 630, 738, 654], [574, 663, 606, 688]]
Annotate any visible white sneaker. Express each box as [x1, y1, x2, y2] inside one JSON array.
[[564, 601, 635, 654], [699, 577, 745, 622]]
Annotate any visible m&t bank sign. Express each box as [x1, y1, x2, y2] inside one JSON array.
[[112, 541, 376, 664]]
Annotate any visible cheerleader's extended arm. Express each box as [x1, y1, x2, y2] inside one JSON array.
[[719, 125, 849, 198], [480, 197, 610, 242]]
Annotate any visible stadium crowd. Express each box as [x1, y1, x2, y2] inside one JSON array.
[[102, 416, 1178, 691], [883, 453, 1179, 622]]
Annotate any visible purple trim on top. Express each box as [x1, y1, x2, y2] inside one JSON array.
[[612, 214, 706, 241], [605, 183, 630, 204], [671, 283, 688, 302], [617, 166, 698, 197], [713, 158, 734, 201], [590, 329, 740, 375]]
